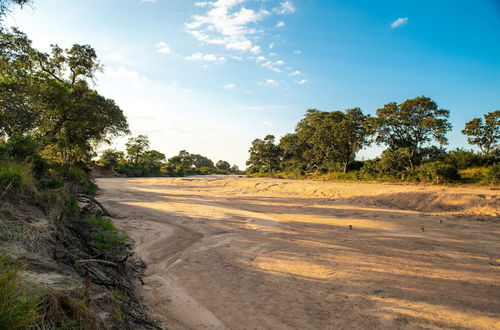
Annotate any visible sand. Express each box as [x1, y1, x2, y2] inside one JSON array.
[[96, 176, 500, 329]]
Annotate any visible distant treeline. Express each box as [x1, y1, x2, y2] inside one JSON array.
[[98, 135, 241, 177], [246, 97, 499, 184]]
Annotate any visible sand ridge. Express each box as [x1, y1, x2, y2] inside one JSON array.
[[97, 176, 500, 329]]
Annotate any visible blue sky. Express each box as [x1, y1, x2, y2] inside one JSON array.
[[6, 0, 500, 167]]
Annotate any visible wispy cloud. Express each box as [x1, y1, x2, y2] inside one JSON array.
[[296, 79, 307, 84], [154, 41, 171, 54], [224, 83, 236, 88], [391, 17, 408, 29], [289, 70, 301, 76], [293, 49, 302, 55], [276, 21, 285, 27], [141, 0, 157, 3], [185, 52, 226, 62], [258, 79, 279, 87], [260, 60, 285, 72], [274, 1, 296, 15]]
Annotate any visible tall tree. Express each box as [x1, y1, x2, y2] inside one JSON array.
[[462, 110, 499, 154], [371, 96, 451, 169], [291, 108, 371, 173], [125, 135, 150, 165], [246, 135, 282, 172], [0, 28, 129, 165]]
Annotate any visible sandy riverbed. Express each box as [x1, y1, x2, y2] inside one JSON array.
[[96, 176, 500, 329]]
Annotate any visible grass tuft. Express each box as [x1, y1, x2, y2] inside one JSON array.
[[0, 252, 41, 330]]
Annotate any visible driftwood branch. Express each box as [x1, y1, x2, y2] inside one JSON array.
[[77, 194, 112, 216], [77, 259, 118, 268]]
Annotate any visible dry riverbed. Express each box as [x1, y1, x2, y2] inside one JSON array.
[[96, 176, 500, 329]]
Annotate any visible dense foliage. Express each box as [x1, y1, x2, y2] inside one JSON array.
[[98, 135, 240, 177], [247, 96, 499, 185]]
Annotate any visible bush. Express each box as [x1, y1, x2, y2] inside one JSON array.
[[485, 163, 500, 185], [419, 161, 461, 184], [64, 166, 88, 182], [0, 252, 41, 329], [87, 217, 127, 254], [0, 161, 34, 190]]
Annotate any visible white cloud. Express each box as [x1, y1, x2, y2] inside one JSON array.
[[195, 1, 209, 6], [263, 121, 274, 127], [224, 83, 236, 88], [141, 0, 157, 2], [293, 49, 302, 55], [268, 52, 277, 56], [260, 60, 285, 72], [103, 66, 149, 90], [258, 79, 279, 87], [274, 1, 296, 15], [255, 56, 266, 62], [185, 0, 270, 53], [391, 17, 408, 29], [154, 41, 171, 54], [185, 52, 226, 62], [276, 21, 285, 27], [296, 79, 307, 84], [289, 70, 301, 76], [268, 43, 275, 49]]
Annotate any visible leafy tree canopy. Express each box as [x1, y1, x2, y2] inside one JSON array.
[[371, 96, 451, 168], [462, 110, 499, 154]]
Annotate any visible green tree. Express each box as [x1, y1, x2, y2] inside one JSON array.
[[291, 108, 371, 173], [215, 160, 231, 171], [125, 135, 150, 165], [371, 96, 451, 169], [246, 135, 282, 173], [98, 149, 125, 169], [0, 28, 129, 165], [462, 110, 499, 154]]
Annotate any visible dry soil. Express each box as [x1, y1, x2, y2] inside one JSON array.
[[96, 176, 500, 330]]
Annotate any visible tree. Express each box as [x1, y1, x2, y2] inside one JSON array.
[[371, 96, 451, 169], [290, 108, 371, 173], [98, 149, 125, 169], [246, 135, 282, 172], [215, 160, 231, 171], [125, 135, 150, 165], [0, 28, 129, 165], [462, 110, 499, 154], [329, 108, 371, 173]]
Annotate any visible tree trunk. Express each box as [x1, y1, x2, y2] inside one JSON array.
[[343, 161, 348, 174]]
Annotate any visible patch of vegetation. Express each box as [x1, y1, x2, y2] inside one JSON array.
[[0, 252, 41, 329], [0, 161, 34, 190], [87, 217, 127, 254]]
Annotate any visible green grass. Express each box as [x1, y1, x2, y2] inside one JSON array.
[[87, 217, 127, 254], [0, 252, 41, 330], [0, 161, 34, 191]]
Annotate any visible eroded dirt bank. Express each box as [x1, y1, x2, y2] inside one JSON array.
[[97, 176, 500, 329]]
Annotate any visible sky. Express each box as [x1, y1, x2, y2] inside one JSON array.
[[5, 0, 500, 168]]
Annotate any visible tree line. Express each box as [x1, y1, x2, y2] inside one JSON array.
[[98, 135, 240, 177], [247, 96, 499, 184]]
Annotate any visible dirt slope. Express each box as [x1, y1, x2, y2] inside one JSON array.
[[96, 176, 500, 329]]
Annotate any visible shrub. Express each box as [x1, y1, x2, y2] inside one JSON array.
[[64, 166, 88, 182], [0, 252, 41, 329], [0, 161, 34, 190], [484, 163, 500, 185], [419, 161, 461, 184], [87, 217, 127, 254]]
